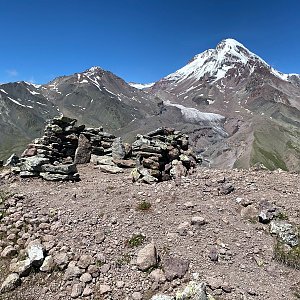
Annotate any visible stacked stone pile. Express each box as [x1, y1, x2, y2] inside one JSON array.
[[131, 127, 198, 183], [7, 116, 119, 181], [5, 117, 198, 182]]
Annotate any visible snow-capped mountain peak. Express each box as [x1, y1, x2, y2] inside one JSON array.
[[163, 38, 291, 84]]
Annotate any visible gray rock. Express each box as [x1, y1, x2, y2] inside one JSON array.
[[77, 254, 93, 269], [53, 252, 69, 270], [70, 283, 84, 298], [150, 269, 166, 283], [26, 240, 44, 267], [136, 242, 158, 271], [41, 163, 77, 174], [151, 295, 174, 300], [163, 257, 190, 281], [19, 171, 39, 178], [40, 172, 79, 181], [0, 273, 21, 293], [270, 221, 299, 247], [19, 156, 49, 172], [132, 291, 143, 300], [176, 281, 208, 300], [191, 216, 206, 226], [64, 263, 83, 280], [258, 201, 278, 224], [99, 284, 111, 295], [112, 137, 126, 159], [4, 154, 20, 167], [99, 164, 124, 174], [9, 259, 31, 277], [90, 155, 114, 166], [1, 245, 17, 258], [74, 134, 91, 164], [40, 256, 55, 272], [80, 272, 92, 283]]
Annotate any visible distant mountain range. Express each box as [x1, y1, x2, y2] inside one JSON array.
[[1, 39, 299, 171]]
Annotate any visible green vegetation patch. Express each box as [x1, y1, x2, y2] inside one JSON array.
[[274, 240, 300, 270], [127, 234, 145, 248], [137, 201, 152, 211]]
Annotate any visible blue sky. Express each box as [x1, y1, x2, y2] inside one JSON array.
[[1, 0, 300, 84]]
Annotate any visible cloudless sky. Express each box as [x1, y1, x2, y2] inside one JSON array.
[[1, 0, 300, 84]]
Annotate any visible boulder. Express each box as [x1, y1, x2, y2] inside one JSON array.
[[136, 242, 158, 271], [4, 154, 20, 167], [270, 221, 299, 247], [163, 257, 190, 281]]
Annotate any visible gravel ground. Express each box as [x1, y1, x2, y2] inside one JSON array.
[[0, 165, 299, 300]]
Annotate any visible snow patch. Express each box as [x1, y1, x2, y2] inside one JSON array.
[[129, 82, 155, 89], [164, 100, 225, 123]]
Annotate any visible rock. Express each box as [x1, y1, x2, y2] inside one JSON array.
[[176, 281, 208, 300], [9, 259, 31, 277], [20, 156, 49, 172], [270, 221, 299, 247], [142, 174, 158, 184], [99, 164, 124, 174], [177, 222, 190, 236], [70, 283, 84, 298], [191, 216, 206, 226], [258, 200, 278, 224], [53, 252, 69, 270], [40, 172, 79, 181], [116, 281, 125, 288], [26, 240, 44, 267], [80, 272, 92, 283], [218, 183, 234, 195], [41, 163, 77, 174], [82, 286, 93, 296], [77, 254, 93, 269], [150, 269, 166, 283], [132, 292, 143, 300], [19, 171, 39, 178], [163, 257, 190, 281], [40, 256, 55, 272], [113, 159, 136, 168], [99, 284, 111, 295], [240, 205, 258, 220], [1, 245, 17, 258], [90, 155, 115, 166], [0, 273, 21, 293], [74, 134, 91, 164], [136, 242, 158, 271], [112, 137, 126, 159], [151, 295, 174, 300], [64, 262, 83, 280], [4, 154, 20, 167], [208, 248, 218, 262], [131, 168, 141, 182]]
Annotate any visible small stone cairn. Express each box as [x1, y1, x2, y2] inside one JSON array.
[[5, 116, 198, 182], [131, 127, 197, 183]]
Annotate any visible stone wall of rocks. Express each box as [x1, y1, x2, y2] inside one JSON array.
[[5, 116, 198, 182], [130, 128, 198, 184]]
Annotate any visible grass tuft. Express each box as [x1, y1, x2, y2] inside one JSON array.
[[137, 201, 151, 211]]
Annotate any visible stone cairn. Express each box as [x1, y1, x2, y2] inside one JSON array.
[[6, 116, 117, 181], [5, 116, 198, 182], [130, 127, 198, 184]]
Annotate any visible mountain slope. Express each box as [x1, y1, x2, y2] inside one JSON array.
[[149, 39, 300, 171]]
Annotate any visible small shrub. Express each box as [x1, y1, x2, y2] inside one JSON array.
[[116, 253, 131, 267], [127, 234, 145, 248], [137, 201, 151, 211], [0, 190, 11, 203], [274, 240, 300, 269], [276, 212, 288, 220]]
